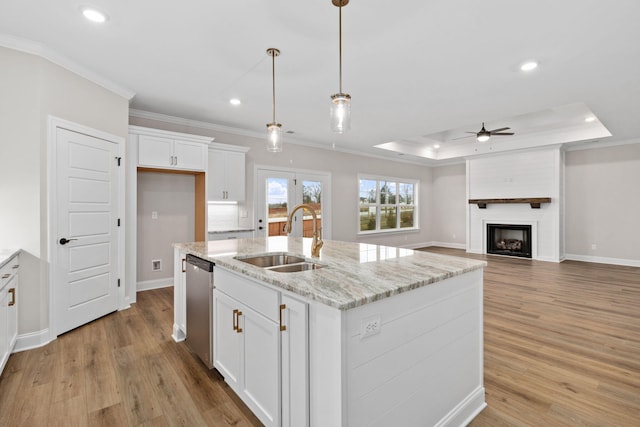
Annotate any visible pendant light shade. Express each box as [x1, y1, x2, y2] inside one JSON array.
[[330, 0, 351, 134], [266, 48, 283, 152]]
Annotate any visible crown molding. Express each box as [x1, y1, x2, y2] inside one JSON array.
[[0, 33, 136, 100], [129, 109, 440, 166]]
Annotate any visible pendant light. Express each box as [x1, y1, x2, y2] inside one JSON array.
[[330, 0, 351, 134], [266, 48, 283, 152]]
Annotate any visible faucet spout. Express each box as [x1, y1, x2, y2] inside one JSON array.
[[284, 204, 323, 257]]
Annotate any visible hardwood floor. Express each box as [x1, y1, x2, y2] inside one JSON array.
[[418, 248, 640, 427], [0, 287, 263, 427], [1, 250, 638, 426]]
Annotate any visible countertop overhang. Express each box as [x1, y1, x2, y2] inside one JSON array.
[[174, 237, 485, 310]]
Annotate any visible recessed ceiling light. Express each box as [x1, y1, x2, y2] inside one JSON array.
[[520, 61, 538, 72], [81, 7, 108, 23], [434, 144, 440, 149], [229, 98, 241, 106], [584, 116, 596, 123]]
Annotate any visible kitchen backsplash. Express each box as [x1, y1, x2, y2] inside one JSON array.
[[208, 203, 239, 231]]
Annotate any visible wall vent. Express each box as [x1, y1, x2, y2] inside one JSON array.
[[152, 259, 162, 271]]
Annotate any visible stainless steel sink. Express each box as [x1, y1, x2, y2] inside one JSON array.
[[234, 253, 327, 273], [268, 262, 327, 273], [235, 253, 306, 268]]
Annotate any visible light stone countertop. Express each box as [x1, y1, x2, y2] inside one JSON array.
[[207, 228, 255, 234], [0, 249, 20, 270], [174, 237, 485, 310]]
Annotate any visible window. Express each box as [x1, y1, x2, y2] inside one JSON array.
[[358, 175, 418, 233]]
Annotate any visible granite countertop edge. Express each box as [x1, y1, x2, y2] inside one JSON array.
[[175, 238, 485, 310]]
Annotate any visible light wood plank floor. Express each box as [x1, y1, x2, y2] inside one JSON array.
[[0, 249, 638, 426]]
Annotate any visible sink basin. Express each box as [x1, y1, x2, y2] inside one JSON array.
[[235, 253, 306, 268], [268, 262, 327, 273]]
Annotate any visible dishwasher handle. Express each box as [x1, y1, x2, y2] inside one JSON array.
[[185, 254, 214, 272]]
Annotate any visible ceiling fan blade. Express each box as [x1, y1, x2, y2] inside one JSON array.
[[491, 132, 514, 136], [488, 127, 510, 133], [452, 135, 475, 140]]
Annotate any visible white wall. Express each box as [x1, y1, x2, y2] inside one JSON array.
[[0, 46, 129, 336], [467, 149, 563, 262], [137, 172, 195, 285], [129, 116, 434, 249], [565, 144, 640, 264], [431, 164, 466, 247]]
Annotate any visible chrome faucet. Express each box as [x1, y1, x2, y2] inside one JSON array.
[[284, 204, 323, 257]]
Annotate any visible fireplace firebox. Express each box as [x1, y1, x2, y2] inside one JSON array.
[[487, 224, 532, 258]]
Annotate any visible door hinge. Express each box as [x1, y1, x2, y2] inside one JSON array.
[[115, 156, 122, 166], [117, 278, 121, 287], [117, 218, 121, 226]]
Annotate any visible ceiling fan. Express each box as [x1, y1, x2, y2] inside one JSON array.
[[454, 123, 514, 142]]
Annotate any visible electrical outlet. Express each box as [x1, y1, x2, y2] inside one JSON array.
[[152, 211, 158, 219], [239, 209, 248, 218], [452, 233, 456, 239], [152, 259, 162, 271], [591, 244, 597, 250], [361, 315, 381, 338]]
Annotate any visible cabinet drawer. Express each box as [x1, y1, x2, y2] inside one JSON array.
[[0, 256, 19, 290], [215, 268, 279, 322]]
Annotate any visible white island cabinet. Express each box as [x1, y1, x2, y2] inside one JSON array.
[[174, 237, 486, 427]]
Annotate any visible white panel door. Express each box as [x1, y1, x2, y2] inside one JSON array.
[[55, 128, 119, 335]]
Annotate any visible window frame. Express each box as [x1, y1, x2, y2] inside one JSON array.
[[357, 174, 419, 235]]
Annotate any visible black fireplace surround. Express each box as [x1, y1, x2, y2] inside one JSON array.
[[487, 224, 532, 258]]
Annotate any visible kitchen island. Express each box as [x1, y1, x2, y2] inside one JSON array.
[[174, 237, 486, 427]]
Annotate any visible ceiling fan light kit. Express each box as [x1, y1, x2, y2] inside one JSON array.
[[330, 0, 352, 134], [266, 48, 283, 153]]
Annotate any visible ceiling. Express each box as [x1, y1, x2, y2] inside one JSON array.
[[1, 0, 639, 164]]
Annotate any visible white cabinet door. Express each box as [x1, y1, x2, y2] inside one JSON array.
[[138, 135, 173, 167], [213, 289, 242, 391], [208, 149, 227, 201], [0, 285, 10, 373], [6, 277, 17, 353], [208, 149, 246, 201], [174, 140, 206, 170], [241, 306, 281, 427], [281, 295, 309, 427], [172, 249, 187, 342], [225, 151, 246, 201]]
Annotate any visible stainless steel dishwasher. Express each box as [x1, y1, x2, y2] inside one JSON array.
[[185, 254, 214, 369]]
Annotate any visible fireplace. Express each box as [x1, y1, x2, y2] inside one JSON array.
[[487, 224, 532, 258]]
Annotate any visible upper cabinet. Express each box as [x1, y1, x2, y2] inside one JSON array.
[[208, 144, 250, 201], [130, 126, 213, 171]]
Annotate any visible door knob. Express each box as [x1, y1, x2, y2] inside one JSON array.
[[59, 237, 78, 245]]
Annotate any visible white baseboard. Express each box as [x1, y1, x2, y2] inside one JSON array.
[[408, 241, 467, 250], [565, 253, 640, 267], [14, 328, 52, 353], [436, 385, 486, 427], [137, 277, 173, 292]]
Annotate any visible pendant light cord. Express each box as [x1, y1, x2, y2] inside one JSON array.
[[339, 4, 343, 94], [271, 51, 276, 123]]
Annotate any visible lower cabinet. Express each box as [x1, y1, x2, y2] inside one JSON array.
[[0, 254, 19, 375], [213, 268, 308, 427], [172, 248, 187, 342]]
